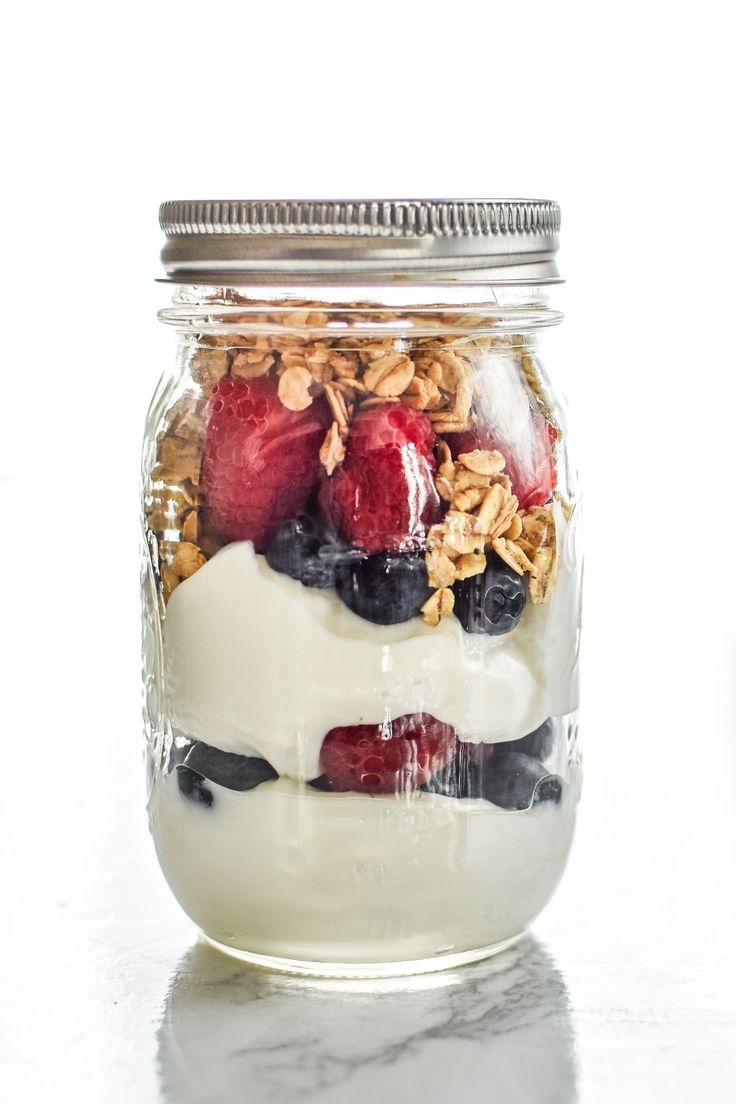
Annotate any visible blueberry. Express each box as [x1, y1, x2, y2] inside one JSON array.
[[482, 752, 562, 811], [335, 552, 432, 625], [454, 552, 526, 636], [307, 774, 335, 792], [299, 545, 346, 589], [422, 741, 490, 799], [266, 517, 321, 580], [504, 718, 556, 761], [177, 766, 214, 807], [423, 758, 472, 799], [183, 741, 278, 791], [266, 518, 346, 589], [424, 744, 562, 809]]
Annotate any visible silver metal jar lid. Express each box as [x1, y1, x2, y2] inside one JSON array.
[[159, 199, 561, 285]]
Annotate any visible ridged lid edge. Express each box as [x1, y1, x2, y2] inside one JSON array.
[[159, 199, 561, 240]]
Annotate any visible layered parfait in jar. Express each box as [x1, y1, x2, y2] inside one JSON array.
[[143, 290, 581, 974]]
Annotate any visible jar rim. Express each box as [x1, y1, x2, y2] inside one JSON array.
[[158, 302, 564, 338]]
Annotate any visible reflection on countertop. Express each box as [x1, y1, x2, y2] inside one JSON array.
[[156, 935, 576, 1104]]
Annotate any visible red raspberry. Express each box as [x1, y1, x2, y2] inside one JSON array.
[[448, 408, 557, 510], [202, 376, 330, 551], [320, 402, 441, 553], [320, 712, 457, 794]]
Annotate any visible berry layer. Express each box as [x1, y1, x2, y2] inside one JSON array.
[[150, 769, 579, 964], [162, 501, 579, 780]]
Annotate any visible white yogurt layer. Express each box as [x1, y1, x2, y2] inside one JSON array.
[[150, 771, 579, 964], [163, 507, 580, 779]]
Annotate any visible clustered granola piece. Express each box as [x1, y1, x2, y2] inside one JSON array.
[[318, 420, 346, 477], [145, 392, 211, 601], [421, 445, 559, 625], [278, 364, 313, 412], [172, 540, 206, 578], [190, 347, 230, 395], [519, 342, 556, 425], [362, 350, 414, 396], [157, 534, 210, 602], [419, 350, 475, 431], [420, 587, 455, 628], [315, 339, 475, 461], [160, 563, 182, 603], [514, 505, 560, 604], [145, 479, 200, 541]]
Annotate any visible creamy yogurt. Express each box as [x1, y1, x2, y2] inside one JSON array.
[[150, 769, 579, 965], [163, 536, 578, 778]]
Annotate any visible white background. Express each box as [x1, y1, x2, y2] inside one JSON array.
[[1, 2, 735, 1101]]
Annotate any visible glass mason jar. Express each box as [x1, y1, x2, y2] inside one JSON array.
[[142, 199, 582, 977]]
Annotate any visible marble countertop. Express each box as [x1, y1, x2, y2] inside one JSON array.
[[158, 936, 576, 1103]]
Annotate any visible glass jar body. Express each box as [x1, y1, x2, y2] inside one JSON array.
[[142, 287, 582, 976]]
